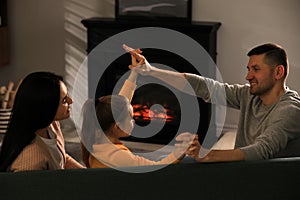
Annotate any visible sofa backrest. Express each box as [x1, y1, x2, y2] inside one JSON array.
[[1, 158, 300, 200]]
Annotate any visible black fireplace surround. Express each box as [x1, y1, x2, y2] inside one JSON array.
[[81, 18, 221, 144]]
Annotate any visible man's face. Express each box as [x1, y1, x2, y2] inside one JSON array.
[[245, 54, 276, 97]]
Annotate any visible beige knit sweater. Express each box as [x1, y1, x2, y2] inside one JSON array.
[[9, 121, 84, 172]]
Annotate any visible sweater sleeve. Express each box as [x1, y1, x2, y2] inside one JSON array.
[[118, 79, 137, 102], [65, 154, 86, 169], [184, 73, 249, 109], [51, 121, 85, 169], [9, 141, 49, 172], [92, 144, 180, 168], [108, 150, 180, 167], [240, 102, 300, 160], [118, 70, 137, 102]]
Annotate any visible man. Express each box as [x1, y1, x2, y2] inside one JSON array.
[[124, 43, 300, 162]]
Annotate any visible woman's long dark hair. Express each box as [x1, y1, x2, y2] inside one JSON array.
[[0, 72, 63, 171]]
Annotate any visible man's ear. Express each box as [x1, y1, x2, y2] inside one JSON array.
[[275, 65, 285, 80]]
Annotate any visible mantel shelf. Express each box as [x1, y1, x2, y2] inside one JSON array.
[[82, 17, 221, 62]]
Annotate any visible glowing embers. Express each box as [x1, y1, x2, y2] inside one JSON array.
[[131, 84, 180, 124], [132, 102, 176, 123]]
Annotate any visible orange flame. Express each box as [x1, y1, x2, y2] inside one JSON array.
[[132, 103, 175, 122]]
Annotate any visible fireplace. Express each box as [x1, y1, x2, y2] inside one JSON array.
[[82, 18, 221, 144], [94, 48, 213, 144]]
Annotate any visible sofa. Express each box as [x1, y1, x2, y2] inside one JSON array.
[[1, 157, 300, 200]]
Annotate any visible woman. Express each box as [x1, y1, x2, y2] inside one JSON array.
[[0, 72, 84, 172]]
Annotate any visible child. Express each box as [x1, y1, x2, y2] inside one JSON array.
[[80, 50, 196, 168]]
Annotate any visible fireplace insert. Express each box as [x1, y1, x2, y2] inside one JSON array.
[[95, 49, 211, 145]]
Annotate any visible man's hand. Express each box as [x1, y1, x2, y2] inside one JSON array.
[[185, 135, 201, 160]]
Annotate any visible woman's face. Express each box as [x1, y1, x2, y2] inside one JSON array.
[[54, 81, 73, 121]]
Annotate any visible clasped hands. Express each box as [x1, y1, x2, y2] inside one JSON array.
[[174, 132, 201, 160], [122, 44, 154, 75]]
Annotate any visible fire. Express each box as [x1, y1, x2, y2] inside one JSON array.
[[132, 103, 175, 122]]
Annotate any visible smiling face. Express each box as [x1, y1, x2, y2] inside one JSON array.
[[54, 81, 73, 120], [245, 54, 277, 97]]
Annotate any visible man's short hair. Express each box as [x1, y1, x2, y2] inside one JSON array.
[[247, 43, 288, 77]]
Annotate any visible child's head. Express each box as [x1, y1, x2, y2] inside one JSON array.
[[81, 95, 134, 166], [95, 95, 134, 137]]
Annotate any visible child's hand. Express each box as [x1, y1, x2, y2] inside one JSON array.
[[174, 132, 198, 160], [123, 44, 154, 76]]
